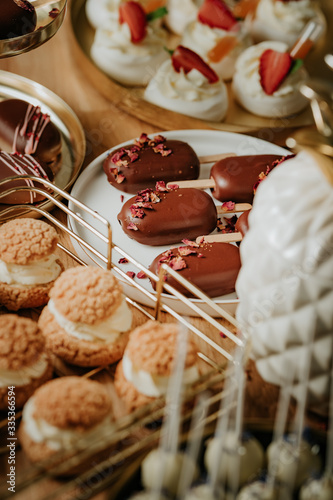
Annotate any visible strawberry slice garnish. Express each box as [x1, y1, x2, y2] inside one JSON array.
[[198, 0, 238, 31], [171, 45, 219, 84], [119, 1, 147, 43], [259, 49, 293, 95]]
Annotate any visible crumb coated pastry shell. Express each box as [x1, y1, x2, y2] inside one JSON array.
[[114, 359, 157, 414], [0, 218, 58, 265], [0, 314, 52, 410], [0, 271, 63, 312], [19, 377, 114, 470], [124, 320, 198, 375], [30, 376, 112, 430], [48, 266, 124, 324], [38, 305, 130, 367]]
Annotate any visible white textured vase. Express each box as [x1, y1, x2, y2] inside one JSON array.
[[236, 151, 333, 413]]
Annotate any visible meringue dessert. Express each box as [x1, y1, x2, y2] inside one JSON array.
[[90, 0, 169, 86], [85, 0, 120, 29], [165, 0, 204, 35], [248, 0, 325, 47], [144, 45, 229, 121], [232, 40, 309, 117], [182, 0, 252, 80]]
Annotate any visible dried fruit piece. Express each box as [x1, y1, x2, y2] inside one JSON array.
[[208, 35, 238, 63], [119, 1, 147, 43], [259, 49, 293, 95], [198, 0, 238, 31], [171, 45, 219, 83], [232, 0, 260, 19]]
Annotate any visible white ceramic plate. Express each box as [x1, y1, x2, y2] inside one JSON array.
[[68, 130, 289, 317]]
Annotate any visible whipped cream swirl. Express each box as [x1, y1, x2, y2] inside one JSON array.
[[23, 397, 114, 451], [48, 297, 132, 343], [0, 254, 61, 286], [144, 60, 229, 122], [232, 41, 308, 117], [0, 353, 49, 388], [122, 353, 200, 397]]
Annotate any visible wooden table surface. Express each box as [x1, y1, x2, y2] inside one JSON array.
[[0, 7, 312, 499]]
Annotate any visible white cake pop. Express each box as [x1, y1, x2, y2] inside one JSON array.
[[236, 479, 285, 500], [266, 436, 322, 489], [184, 483, 234, 500], [236, 151, 333, 414], [300, 475, 333, 500], [204, 431, 264, 488]]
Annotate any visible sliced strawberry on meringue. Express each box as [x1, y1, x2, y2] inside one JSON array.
[[171, 45, 219, 84], [259, 48, 293, 95], [119, 1, 147, 43], [198, 0, 238, 31]]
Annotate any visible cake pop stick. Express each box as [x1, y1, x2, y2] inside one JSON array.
[[141, 324, 199, 497], [289, 19, 325, 60], [196, 209, 251, 244]]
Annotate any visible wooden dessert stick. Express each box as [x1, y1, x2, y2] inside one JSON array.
[[196, 232, 242, 244], [198, 152, 236, 164], [216, 203, 252, 214], [289, 19, 325, 60], [168, 178, 215, 189]]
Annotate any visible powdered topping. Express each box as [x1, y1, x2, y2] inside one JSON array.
[[217, 215, 238, 233], [156, 239, 205, 273], [253, 154, 295, 193], [127, 182, 178, 224], [49, 8, 60, 18], [106, 134, 173, 183], [221, 201, 236, 212]]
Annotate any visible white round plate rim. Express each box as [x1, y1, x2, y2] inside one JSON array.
[[68, 129, 289, 317]]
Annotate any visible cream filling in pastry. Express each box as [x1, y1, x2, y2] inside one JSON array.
[[47, 297, 132, 343], [23, 397, 115, 451], [122, 353, 200, 397], [0, 353, 49, 388], [0, 254, 61, 286]]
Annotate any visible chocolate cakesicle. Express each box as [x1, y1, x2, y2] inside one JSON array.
[[0, 99, 62, 174], [117, 184, 218, 246], [103, 133, 200, 194], [149, 240, 241, 298], [0, 0, 36, 39], [168, 154, 291, 203], [0, 152, 54, 204]]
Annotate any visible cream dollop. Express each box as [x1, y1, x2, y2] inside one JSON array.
[[90, 22, 168, 85], [85, 0, 120, 29], [0, 353, 49, 388], [47, 296, 132, 343], [182, 21, 252, 80], [122, 353, 200, 397], [0, 254, 61, 286], [165, 0, 202, 35], [232, 40, 309, 117], [250, 0, 322, 46], [144, 60, 229, 122], [22, 397, 114, 451]]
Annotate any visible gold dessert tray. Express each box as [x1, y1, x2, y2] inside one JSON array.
[[69, 0, 333, 135]]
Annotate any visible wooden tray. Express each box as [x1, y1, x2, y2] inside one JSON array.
[[69, 0, 332, 135]]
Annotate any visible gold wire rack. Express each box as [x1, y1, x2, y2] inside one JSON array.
[[0, 177, 246, 499]]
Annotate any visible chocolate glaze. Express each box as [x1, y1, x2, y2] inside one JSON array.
[[0, 0, 36, 40], [235, 209, 251, 237], [0, 99, 62, 174], [210, 154, 284, 203], [103, 139, 200, 194], [150, 242, 241, 298], [118, 187, 217, 246], [0, 152, 54, 204]]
